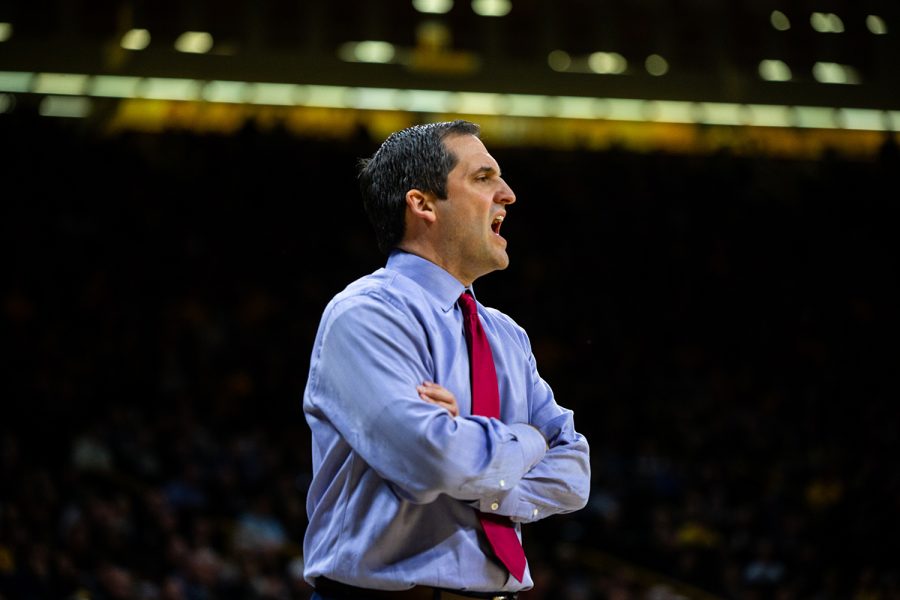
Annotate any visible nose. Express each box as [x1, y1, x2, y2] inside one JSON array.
[[496, 180, 516, 205]]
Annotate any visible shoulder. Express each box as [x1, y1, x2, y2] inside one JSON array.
[[331, 267, 431, 309], [482, 304, 531, 348], [321, 268, 427, 332], [481, 304, 518, 327]]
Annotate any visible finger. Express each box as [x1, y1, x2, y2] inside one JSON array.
[[433, 396, 460, 417], [417, 390, 459, 417]]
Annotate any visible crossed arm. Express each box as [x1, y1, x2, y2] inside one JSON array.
[[419, 382, 548, 449], [309, 297, 589, 519]]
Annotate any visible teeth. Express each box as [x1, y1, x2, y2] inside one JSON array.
[[493, 215, 504, 223]]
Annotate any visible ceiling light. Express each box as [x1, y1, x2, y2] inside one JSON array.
[[759, 59, 791, 82], [589, 52, 627, 74], [812, 62, 860, 85], [472, 0, 511, 17], [413, 0, 453, 14], [174, 31, 213, 54], [770, 11, 790, 31], [866, 15, 888, 35], [548, 50, 571, 72], [645, 54, 668, 76], [121, 28, 150, 50]]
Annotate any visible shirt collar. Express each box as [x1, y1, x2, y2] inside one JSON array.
[[386, 250, 468, 312]]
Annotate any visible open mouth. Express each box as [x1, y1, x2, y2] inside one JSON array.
[[491, 214, 504, 235]]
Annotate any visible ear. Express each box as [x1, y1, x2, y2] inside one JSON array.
[[405, 189, 437, 224]]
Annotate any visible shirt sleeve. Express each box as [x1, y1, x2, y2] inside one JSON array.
[[305, 292, 548, 505], [473, 344, 591, 522]]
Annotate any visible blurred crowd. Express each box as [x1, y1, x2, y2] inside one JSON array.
[[2, 113, 898, 599]]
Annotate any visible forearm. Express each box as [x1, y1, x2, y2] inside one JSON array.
[[367, 405, 549, 503], [482, 374, 591, 521], [485, 434, 591, 522]]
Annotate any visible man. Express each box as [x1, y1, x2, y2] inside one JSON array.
[[302, 120, 590, 599]]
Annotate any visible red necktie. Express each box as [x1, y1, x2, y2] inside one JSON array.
[[459, 291, 527, 582]]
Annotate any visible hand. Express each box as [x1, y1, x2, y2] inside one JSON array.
[[417, 381, 460, 417]]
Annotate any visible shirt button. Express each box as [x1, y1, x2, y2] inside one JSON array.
[[499, 479, 506, 488], [490, 502, 500, 511], [532, 508, 539, 516]]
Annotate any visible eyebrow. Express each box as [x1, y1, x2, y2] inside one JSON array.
[[471, 165, 499, 177]]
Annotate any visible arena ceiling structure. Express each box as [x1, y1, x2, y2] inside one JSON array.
[[0, 0, 897, 157]]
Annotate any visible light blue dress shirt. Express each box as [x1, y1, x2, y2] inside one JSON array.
[[302, 250, 591, 593]]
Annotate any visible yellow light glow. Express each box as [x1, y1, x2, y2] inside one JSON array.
[[645, 54, 668, 76], [404, 89, 453, 113], [203, 80, 249, 103], [589, 52, 627, 75], [759, 59, 792, 82], [889, 112, 900, 131], [33, 73, 89, 95], [770, 11, 791, 31], [456, 91, 499, 114], [304, 85, 351, 108], [91, 75, 141, 97], [506, 94, 550, 117], [142, 78, 201, 100], [338, 41, 396, 64], [813, 62, 860, 85], [248, 83, 300, 106], [352, 87, 398, 110], [839, 108, 887, 131], [866, 15, 887, 35], [555, 96, 600, 119], [174, 31, 213, 54], [606, 99, 646, 122], [472, 0, 511, 17], [548, 50, 571, 72], [648, 101, 694, 123], [811, 12, 844, 33], [697, 102, 743, 126], [794, 106, 837, 128], [121, 28, 150, 50], [746, 104, 793, 128], [0, 22, 12, 42], [0, 71, 895, 136], [412, 0, 453, 14], [0, 71, 33, 92], [38, 95, 91, 118], [828, 13, 845, 33]]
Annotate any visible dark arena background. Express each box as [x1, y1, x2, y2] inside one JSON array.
[[1, 1, 899, 599]]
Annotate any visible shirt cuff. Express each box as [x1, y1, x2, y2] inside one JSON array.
[[475, 482, 543, 523], [472, 424, 545, 517], [508, 422, 547, 472]]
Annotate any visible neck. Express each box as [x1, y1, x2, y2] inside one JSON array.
[[395, 243, 475, 287]]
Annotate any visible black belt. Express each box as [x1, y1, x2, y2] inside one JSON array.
[[314, 576, 519, 600]]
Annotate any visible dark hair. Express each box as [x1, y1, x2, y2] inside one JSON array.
[[358, 120, 481, 254]]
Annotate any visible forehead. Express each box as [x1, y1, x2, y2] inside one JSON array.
[[444, 134, 498, 172]]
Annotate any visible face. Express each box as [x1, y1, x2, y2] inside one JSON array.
[[434, 134, 517, 286]]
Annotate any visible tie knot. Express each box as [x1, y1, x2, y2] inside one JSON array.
[[458, 291, 477, 319]]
